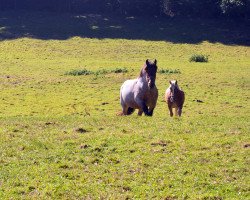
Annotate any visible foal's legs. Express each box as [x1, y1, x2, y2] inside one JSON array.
[[168, 105, 173, 117], [177, 108, 182, 116]]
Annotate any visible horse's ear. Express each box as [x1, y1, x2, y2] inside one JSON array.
[[176, 80, 178, 85], [146, 59, 149, 66], [154, 59, 157, 65], [169, 80, 172, 84]]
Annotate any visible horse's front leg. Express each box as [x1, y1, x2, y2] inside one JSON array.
[[138, 109, 143, 116], [142, 102, 150, 116], [148, 107, 155, 116], [136, 100, 149, 116], [177, 107, 182, 117]]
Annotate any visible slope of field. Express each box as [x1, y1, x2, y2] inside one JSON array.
[[0, 12, 249, 199]]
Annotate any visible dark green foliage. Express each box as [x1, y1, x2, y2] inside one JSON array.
[[189, 54, 208, 62], [0, 0, 249, 19], [220, 0, 248, 18], [158, 69, 181, 74]]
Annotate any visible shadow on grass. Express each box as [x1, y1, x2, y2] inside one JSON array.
[[0, 11, 249, 45]]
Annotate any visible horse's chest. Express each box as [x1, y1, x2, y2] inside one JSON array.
[[144, 90, 158, 104]]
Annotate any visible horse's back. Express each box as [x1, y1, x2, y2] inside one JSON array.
[[120, 79, 137, 95]]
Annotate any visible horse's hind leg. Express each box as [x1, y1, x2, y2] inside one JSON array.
[[120, 98, 128, 115]]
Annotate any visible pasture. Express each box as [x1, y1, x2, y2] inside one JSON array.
[[0, 11, 249, 199]]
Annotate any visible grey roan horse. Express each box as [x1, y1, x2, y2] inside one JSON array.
[[120, 59, 158, 116]]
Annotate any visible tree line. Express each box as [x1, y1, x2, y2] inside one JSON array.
[[0, 0, 249, 19]]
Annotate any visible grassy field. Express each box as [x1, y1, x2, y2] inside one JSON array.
[[0, 12, 250, 199]]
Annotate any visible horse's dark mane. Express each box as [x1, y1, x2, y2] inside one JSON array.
[[139, 64, 146, 78]]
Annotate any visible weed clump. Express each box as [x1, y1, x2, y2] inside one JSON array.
[[65, 69, 93, 76], [111, 68, 128, 73], [95, 69, 109, 75], [158, 69, 181, 74], [65, 67, 128, 76], [189, 54, 208, 62]]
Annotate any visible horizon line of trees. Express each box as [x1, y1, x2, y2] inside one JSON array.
[[0, 0, 249, 19]]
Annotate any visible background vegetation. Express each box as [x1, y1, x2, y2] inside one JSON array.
[[0, 0, 250, 19]]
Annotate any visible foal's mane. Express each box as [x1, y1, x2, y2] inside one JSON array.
[[169, 80, 181, 91]]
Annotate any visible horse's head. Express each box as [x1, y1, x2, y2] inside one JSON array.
[[169, 80, 179, 102], [144, 59, 157, 89]]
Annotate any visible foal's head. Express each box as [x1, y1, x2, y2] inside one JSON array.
[[169, 80, 179, 102], [144, 59, 158, 89]]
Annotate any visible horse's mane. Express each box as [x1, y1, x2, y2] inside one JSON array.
[[138, 64, 146, 78]]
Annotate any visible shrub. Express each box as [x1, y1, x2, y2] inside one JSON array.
[[189, 54, 208, 62]]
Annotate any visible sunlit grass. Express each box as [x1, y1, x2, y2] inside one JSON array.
[[0, 27, 249, 199]]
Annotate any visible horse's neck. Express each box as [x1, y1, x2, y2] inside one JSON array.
[[138, 71, 147, 83], [136, 72, 150, 92]]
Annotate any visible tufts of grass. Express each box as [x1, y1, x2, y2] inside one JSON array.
[[189, 54, 208, 62], [158, 69, 181, 74], [95, 69, 109, 75], [65, 68, 128, 76], [110, 67, 128, 73], [65, 69, 93, 76]]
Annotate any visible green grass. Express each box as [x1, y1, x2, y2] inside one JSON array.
[[0, 12, 250, 199]]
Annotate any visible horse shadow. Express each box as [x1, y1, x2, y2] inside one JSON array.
[[0, 10, 250, 46]]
